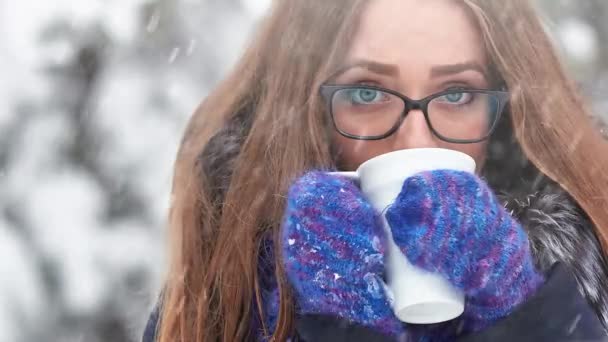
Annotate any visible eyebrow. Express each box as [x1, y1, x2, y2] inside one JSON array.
[[430, 62, 487, 79], [330, 59, 487, 81], [330, 59, 400, 79]]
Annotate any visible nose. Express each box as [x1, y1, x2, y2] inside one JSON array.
[[392, 109, 439, 150]]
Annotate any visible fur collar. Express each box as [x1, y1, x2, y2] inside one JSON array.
[[499, 180, 608, 330], [483, 113, 608, 330]]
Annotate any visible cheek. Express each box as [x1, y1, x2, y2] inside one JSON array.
[[333, 134, 395, 170], [439, 141, 487, 173], [334, 132, 488, 172]]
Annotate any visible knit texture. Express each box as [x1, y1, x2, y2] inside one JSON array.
[[385, 170, 544, 333], [281, 171, 405, 337]]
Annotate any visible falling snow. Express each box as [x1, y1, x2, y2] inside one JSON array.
[[0, 1, 606, 341]]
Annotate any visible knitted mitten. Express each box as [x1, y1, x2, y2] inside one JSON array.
[[385, 170, 544, 333], [281, 171, 404, 337]]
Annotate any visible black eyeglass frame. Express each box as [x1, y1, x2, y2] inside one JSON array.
[[319, 84, 510, 144]]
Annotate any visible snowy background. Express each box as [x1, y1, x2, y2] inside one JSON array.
[[0, 1, 605, 341]]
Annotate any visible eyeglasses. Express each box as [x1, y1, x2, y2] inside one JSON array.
[[319, 84, 509, 144]]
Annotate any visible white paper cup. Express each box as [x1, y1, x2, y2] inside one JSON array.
[[333, 148, 476, 324]]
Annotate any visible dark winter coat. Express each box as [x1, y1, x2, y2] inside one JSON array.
[[142, 111, 608, 341]]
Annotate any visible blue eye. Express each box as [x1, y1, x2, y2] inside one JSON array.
[[436, 92, 473, 105], [346, 88, 385, 105], [446, 93, 463, 102]]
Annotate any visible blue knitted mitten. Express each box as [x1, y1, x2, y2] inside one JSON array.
[[281, 171, 405, 337], [385, 170, 544, 334]]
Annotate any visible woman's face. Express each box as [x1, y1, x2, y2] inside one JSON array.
[[331, 0, 490, 171]]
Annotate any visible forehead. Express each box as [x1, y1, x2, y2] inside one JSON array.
[[347, 0, 486, 72]]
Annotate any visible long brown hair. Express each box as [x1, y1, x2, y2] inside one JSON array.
[[157, 1, 608, 341]]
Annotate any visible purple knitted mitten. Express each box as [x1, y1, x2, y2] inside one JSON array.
[[281, 171, 404, 337], [385, 170, 544, 333]]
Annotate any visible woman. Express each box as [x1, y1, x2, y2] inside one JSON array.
[[143, 0, 608, 341]]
